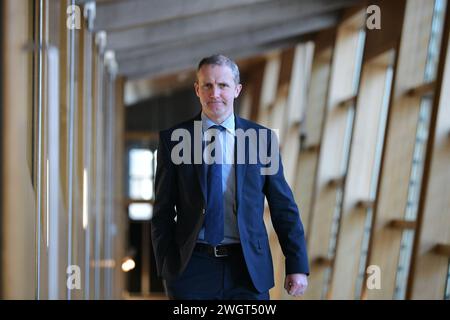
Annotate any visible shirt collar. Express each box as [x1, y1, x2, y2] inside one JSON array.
[[201, 112, 235, 135]]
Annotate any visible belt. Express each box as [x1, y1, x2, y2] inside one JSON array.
[[194, 243, 242, 258]]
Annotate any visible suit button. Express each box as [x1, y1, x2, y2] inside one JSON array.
[[202, 209, 206, 214]]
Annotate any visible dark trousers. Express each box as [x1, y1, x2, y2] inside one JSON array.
[[165, 244, 270, 300]]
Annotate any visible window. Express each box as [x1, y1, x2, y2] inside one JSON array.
[[394, 0, 446, 299], [128, 148, 157, 220]]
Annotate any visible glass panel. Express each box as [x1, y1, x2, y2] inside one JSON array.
[[424, 0, 446, 82], [129, 203, 153, 221], [129, 149, 154, 200], [352, 30, 366, 94], [129, 149, 153, 177], [394, 97, 432, 299], [47, 46, 61, 299]]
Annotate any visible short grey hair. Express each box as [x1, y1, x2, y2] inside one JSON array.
[[197, 54, 240, 84]]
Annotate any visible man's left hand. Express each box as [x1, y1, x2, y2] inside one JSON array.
[[284, 273, 308, 297]]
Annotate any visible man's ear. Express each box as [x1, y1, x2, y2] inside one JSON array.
[[235, 83, 242, 98], [194, 82, 200, 97]]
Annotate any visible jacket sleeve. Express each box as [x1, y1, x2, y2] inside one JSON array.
[[151, 130, 178, 276], [262, 130, 310, 276]]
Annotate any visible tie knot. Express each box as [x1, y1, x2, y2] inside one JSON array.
[[209, 124, 226, 132]]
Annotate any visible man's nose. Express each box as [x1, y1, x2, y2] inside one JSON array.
[[210, 86, 220, 97]]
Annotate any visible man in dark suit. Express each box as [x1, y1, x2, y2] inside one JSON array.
[[151, 54, 309, 299]]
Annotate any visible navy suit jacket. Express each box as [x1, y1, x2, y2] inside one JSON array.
[[151, 113, 309, 293]]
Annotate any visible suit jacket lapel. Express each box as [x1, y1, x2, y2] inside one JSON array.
[[235, 115, 248, 213], [190, 113, 207, 204]]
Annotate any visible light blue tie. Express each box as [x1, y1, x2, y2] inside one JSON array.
[[204, 125, 225, 246]]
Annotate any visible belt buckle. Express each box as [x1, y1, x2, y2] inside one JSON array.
[[213, 246, 227, 257]]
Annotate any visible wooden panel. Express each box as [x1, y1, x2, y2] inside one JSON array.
[[272, 48, 295, 143], [409, 2, 450, 297], [281, 122, 300, 187], [113, 77, 126, 299], [2, 0, 35, 298], [330, 56, 391, 299], [304, 9, 365, 299], [364, 0, 406, 62], [433, 244, 450, 257], [246, 61, 266, 121], [388, 219, 416, 230], [257, 52, 281, 127], [365, 0, 435, 299], [110, 77, 128, 299], [294, 36, 333, 246], [280, 43, 313, 195], [89, 38, 100, 298], [278, 48, 296, 91], [304, 45, 334, 146], [58, 0, 68, 247], [295, 152, 319, 237], [406, 81, 435, 97], [0, 0, 3, 298], [238, 88, 252, 120], [286, 43, 315, 127], [125, 131, 159, 141], [267, 49, 296, 299], [270, 91, 288, 143]]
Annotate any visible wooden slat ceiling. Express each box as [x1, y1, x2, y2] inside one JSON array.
[[77, 0, 362, 79]]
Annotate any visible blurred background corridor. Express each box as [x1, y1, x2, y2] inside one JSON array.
[[1, 0, 450, 300]]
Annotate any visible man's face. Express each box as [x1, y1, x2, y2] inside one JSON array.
[[195, 64, 242, 123]]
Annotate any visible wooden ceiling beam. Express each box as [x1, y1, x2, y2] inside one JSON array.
[[91, 0, 272, 31], [105, 0, 356, 51], [119, 13, 339, 78], [125, 35, 307, 80]]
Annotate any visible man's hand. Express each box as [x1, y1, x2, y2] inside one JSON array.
[[284, 273, 308, 297]]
